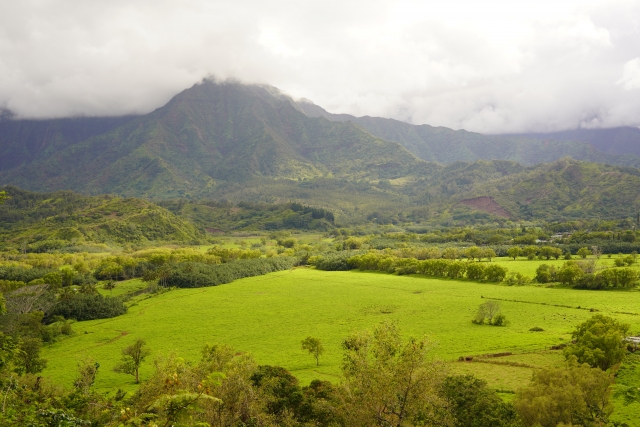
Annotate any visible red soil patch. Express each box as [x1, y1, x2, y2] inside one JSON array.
[[458, 196, 512, 218], [205, 228, 225, 234]]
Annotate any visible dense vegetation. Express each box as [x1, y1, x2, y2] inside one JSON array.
[[298, 99, 640, 167], [2, 80, 640, 426], [1, 81, 640, 226]]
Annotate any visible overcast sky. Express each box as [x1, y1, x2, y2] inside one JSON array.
[[1, 0, 639, 133]]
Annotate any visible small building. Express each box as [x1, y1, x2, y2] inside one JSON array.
[[625, 336, 640, 350]]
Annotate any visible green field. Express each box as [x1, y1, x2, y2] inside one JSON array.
[[43, 268, 640, 419], [493, 255, 634, 277]]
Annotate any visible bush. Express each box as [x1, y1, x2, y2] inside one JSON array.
[[466, 263, 486, 281], [535, 264, 556, 283], [312, 252, 358, 271], [0, 265, 55, 284], [529, 327, 544, 332], [575, 268, 639, 289], [557, 264, 583, 286], [46, 294, 128, 321], [492, 314, 507, 326], [484, 265, 507, 282], [563, 314, 630, 370], [505, 272, 530, 286], [165, 257, 299, 288]]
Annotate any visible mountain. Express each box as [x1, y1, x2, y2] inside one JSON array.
[[1, 80, 640, 223], [0, 81, 423, 198], [405, 158, 640, 221], [0, 115, 137, 172], [0, 186, 203, 249], [510, 127, 640, 157], [296, 100, 640, 167]]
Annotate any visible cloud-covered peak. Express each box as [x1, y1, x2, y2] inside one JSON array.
[[0, 0, 639, 134]]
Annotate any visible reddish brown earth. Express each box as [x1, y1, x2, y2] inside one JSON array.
[[205, 228, 225, 234], [458, 196, 512, 218]]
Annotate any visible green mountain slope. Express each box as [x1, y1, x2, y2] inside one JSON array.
[[0, 81, 422, 198], [0, 186, 203, 248], [409, 158, 640, 221], [0, 115, 137, 172], [511, 126, 640, 156], [297, 100, 640, 167]]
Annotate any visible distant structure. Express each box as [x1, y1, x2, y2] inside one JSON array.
[[625, 336, 640, 351]]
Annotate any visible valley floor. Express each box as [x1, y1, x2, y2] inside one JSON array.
[[42, 267, 640, 424]]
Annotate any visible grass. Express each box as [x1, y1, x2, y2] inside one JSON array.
[[493, 254, 640, 278], [611, 353, 640, 426], [43, 268, 640, 423], [97, 279, 147, 297]]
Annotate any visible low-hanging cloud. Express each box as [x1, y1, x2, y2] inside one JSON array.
[[0, 0, 639, 134]]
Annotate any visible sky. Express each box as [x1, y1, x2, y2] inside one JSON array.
[[0, 0, 639, 134]]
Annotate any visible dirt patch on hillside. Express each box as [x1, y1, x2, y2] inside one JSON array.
[[205, 228, 225, 234], [458, 196, 512, 218]]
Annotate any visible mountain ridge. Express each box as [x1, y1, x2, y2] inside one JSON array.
[[0, 81, 423, 198], [296, 99, 640, 167]]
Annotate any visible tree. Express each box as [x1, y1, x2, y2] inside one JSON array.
[[506, 246, 522, 260], [439, 375, 521, 427], [523, 246, 538, 260], [557, 263, 583, 286], [114, 339, 151, 383], [338, 322, 450, 427], [473, 300, 503, 325], [577, 247, 591, 259], [484, 265, 507, 282], [538, 246, 555, 260], [442, 247, 459, 260], [74, 357, 100, 395], [483, 248, 497, 262], [535, 264, 556, 283], [103, 281, 116, 295], [301, 336, 324, 366], [16, 337, 47, 374], [466, 263, 486, 281], [563, 314, 629, 370], [465, 246, 483, 262], [60, 267, 76, 287], [514, 359, 613, 427]]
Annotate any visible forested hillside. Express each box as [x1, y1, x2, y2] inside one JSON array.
[[0, 187, 203, 250], [297, 100, 640, 167], [0, 115, 136, 171], [0, 81, 422, 198], [515, 126, 640, 156]]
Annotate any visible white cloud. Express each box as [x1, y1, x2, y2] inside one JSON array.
[[617, 58, 640, 90], [0, 0, 639, 133]]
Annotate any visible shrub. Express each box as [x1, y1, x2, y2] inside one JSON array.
[[165, 257, 299, 288], [466, 263, 486, 281], [557, 264, 583, 286], [312, 253, 356, 271], [505, 272, 530, 286], [529, 327, 544, 332], [563, 314, 629, 370], [46, 294, 128, 322], [535, 264, 556, 283], [484, 265, 507, 282], [492, 314, 507, 326]]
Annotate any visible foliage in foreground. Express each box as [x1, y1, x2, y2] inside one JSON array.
[[563, 314, 630, 371], [514, 358, 613, 427], [0, 321, 529, 427]]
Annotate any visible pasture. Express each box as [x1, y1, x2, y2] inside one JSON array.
[[45, 268, 640, 416]]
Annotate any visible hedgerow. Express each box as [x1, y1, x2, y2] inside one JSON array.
[[165, 257, 299, 288]]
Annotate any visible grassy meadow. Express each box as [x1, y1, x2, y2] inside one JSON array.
[[43, 264, 640, 423]]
